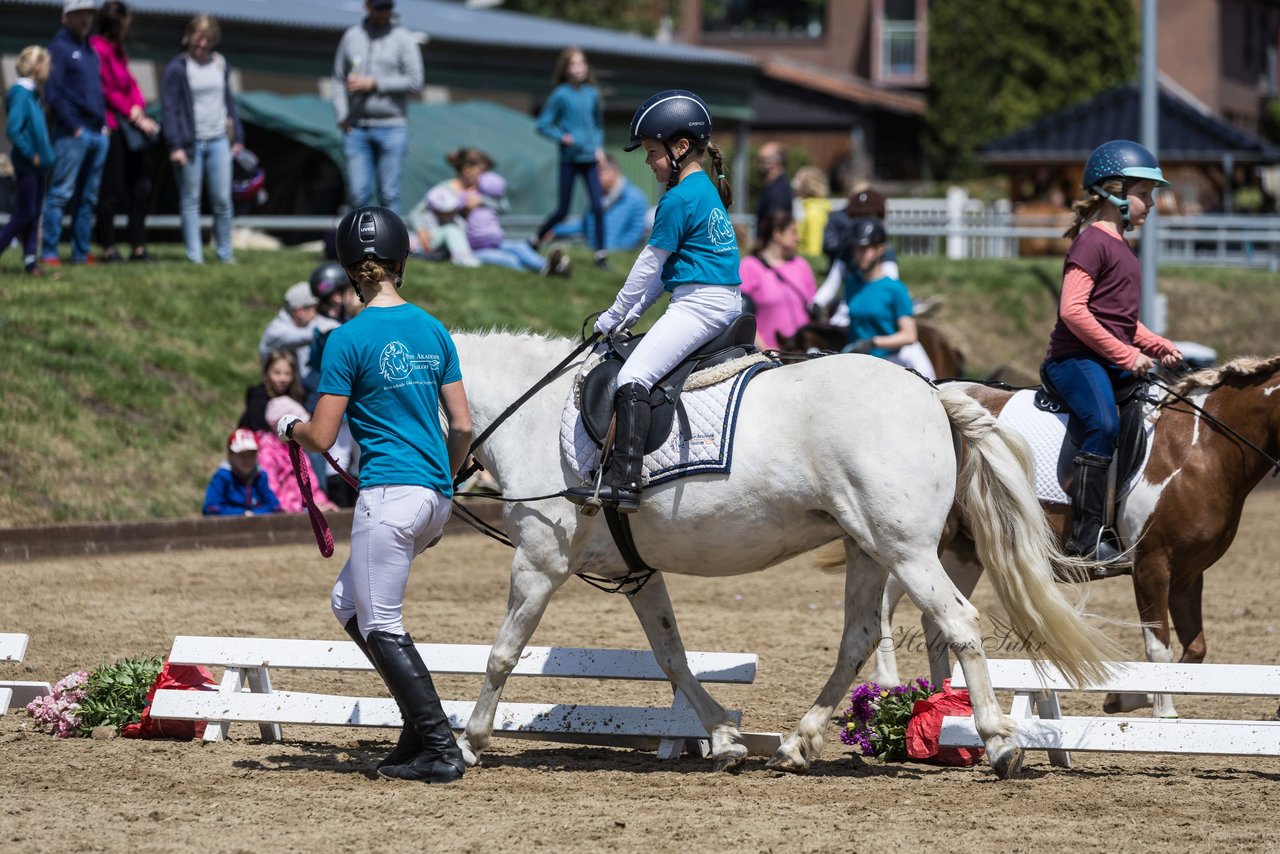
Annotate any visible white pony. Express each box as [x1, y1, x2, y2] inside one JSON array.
[[452, 331, 1118, 777]]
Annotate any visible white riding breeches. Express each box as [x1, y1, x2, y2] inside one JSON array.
[[615, 284, 741, 390], [331, 485, 452, 638]]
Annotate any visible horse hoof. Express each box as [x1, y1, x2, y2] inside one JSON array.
[[764, 752, 809, 775], [456, 736, 481, 768], [712, 747, 748, 774], [990, 745, 1024, 780]]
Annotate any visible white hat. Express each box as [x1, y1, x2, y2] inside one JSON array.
[[63, 0, 98, 13], [284, 281, 319, 310]]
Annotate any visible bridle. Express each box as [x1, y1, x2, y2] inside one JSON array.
[[1144, 372, 1280, 478]]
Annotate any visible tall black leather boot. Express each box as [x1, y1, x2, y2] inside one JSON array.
[[343, 618, 420, 770], [1067, 452, 1128, 567], [565, 382, 650, 513], [365, 631, 465, 784]]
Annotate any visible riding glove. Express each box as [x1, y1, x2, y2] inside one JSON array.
[[276, 414, 302, 442]]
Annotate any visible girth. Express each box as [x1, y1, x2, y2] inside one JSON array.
[[580, 314, 759, 454]]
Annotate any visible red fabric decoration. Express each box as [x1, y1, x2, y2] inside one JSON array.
[[121, 660, 218, 740], [905, 678, 984, 766]]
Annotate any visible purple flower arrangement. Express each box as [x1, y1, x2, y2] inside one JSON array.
[[25, 671, 89, 738], [839, 678, 934, 761]]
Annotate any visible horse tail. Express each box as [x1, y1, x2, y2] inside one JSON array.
[[937, 385, 1121, 686]]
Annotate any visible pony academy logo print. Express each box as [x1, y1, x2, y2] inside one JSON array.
[[379, 340, 441, 385], [707, 208, 735, 247]]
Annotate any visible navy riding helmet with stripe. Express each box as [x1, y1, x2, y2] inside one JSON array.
[[625, 89, 713, 188], [1082, 139, 1171, 231]]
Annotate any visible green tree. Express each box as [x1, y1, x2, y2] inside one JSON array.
[[496, 0, 674, 36], [926, 0, 1138, 179]]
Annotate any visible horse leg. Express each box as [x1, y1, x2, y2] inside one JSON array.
[[895, 557, 1023, 779], [1169, 575, 1207, 664], [625, 573, 748, 772], [917, 549, 984, 689], [456, 551, 571, 766], [767, 541, 889, 774], [867, 573, 906, 687], [1104, 556, 1178, 717]]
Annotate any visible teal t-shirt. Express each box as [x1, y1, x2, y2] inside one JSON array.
[[317, 303, 462, 495], [845, 275, 913, 357], [647, 170, 741, 292]]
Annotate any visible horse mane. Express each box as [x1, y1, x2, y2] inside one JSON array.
[[1170, 354, 1280, 395]]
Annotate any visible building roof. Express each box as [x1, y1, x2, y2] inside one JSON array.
[[760, 57, 925, 117], [979, 82, 1280, 164], [9, 0, 754, 67]]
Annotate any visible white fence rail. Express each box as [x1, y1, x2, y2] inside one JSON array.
[[8, 191, 1278, 266]]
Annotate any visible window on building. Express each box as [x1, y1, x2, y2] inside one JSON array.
[[701, 0, 826, 38], [874, 0, 927, 85]]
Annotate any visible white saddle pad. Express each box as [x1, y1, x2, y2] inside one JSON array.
[[560, 355, 774, 488], [996, 389, 1155, 505]]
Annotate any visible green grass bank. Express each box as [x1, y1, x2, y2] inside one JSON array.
[[2, 245, 1277, 525]]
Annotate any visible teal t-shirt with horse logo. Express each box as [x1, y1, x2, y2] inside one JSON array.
[[318, 303, 462, 495], [648, 170, 741, 292]]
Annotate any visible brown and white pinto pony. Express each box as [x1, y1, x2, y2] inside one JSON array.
[[869, 355, 1280, 718]]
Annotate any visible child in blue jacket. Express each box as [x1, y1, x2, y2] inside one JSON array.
[[1, 46, 55, 274], [202, 429, 281, 516]]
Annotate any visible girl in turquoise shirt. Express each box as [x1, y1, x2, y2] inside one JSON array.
[[532, 48, 608, 268], [566, 89, 740, 513]]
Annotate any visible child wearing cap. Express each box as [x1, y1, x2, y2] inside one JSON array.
[[202, 428, 281, 516], [257, 280, 340, 382]]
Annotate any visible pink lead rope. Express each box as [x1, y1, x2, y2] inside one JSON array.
[[288, 441, 360, 558]]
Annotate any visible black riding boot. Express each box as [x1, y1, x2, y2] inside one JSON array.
[[343, 618, 420, 769], [1067, 452, 1129, 568], [565, 382, 650, 513], [364, 631, 465, 784]]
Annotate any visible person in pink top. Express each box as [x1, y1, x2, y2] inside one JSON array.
[[1041, 140, 1183, 566], [91, 1, 158, 263], [738, 210, 816, 350]]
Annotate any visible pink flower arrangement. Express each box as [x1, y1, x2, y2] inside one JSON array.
[[26, 671, 89, 738]]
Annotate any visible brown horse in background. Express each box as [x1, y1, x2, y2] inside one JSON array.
[[869, 356, 1280, 718], [776, 320, 967, 379]]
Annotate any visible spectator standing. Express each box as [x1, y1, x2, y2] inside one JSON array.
[[91, 1, 158, 263], [0, 46, 54, 275], [753, 141, 792, 236], [739, 211, 816, 350], [791, 165, 830, 257], [532, 48, 607, 269], [332, 0, 423, 215], [161, 14, 242, 264], [552, 153, 649, 251], [202, 429, 281, 516], [41, 0, 110, 267], [258, 282, 340, 381]]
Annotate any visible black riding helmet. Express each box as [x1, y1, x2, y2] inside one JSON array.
[[850, 217, 887, 247], [334, 206, 410, 303], [309, 261, 350, 300], [625, 89, 713, 188]]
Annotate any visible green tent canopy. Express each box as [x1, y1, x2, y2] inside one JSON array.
[[235, 92, 560, 216]]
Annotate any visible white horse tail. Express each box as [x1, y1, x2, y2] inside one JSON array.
[[937, 385, 1121, 686]]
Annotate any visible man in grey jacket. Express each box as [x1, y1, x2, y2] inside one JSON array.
[[332, 0, 423, 214]]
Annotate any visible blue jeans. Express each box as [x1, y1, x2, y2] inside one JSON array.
[[41, 130, 109, 262], [0, 172, 45, 267], [175, 137, 233, 263], [474, 239, 545, 272], [537, 160, 604, 251], [344, 124, 409, 214], [1042, 354, 1129, 457]]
